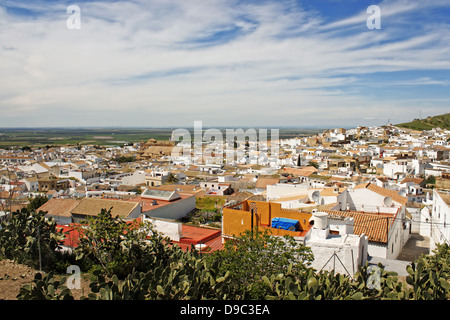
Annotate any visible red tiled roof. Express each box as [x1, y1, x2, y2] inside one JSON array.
[[324, 210, 395, 244], [58, 221, 223, 253], [58, 224, 84, 248]]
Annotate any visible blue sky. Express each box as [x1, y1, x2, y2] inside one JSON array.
[[0, 0, 449, 128]]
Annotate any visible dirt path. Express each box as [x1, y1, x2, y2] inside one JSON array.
[[0, 259, 39, 300], [0, 259, 92, 300]]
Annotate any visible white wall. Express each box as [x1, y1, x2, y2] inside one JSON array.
[[143, 195, 195, 220], [266, 183, 309, 200], [121, 170, 146, 186], [430, 190, 450, 251], [338, 189, 400, 214], [46, 214, 72, 225], [419, 206, 432, 239], [367, 243, 387, 259], [305, 229, 368, 276], [144, 217, 183, 241], [383, 163, 408, 178]]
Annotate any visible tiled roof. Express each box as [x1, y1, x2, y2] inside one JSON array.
[[366, 183, 408, 205], [324, 209, 395, 244], [148, 184, 202, 194], [58, 224, 83, 248], [126, 193, 194, 212], [283, 167, 318, 177], [400, 177, 424, 185], [320, 187, 341, 197], [71, 198, 139, 218], [38, 198, 81, 217], [255, 177, 280, 189], [354, 182, 408, 205], [437, 192, 450, 206]]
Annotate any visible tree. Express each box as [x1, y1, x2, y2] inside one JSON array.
[[426, 175, 436, 185], [27, 195, 48, 211], [0, 208, 65, 270], [205, 229, 314, 299], [74, 209, 171, 277], [308, 161, 318, 169], [164, 173, 178, 184]]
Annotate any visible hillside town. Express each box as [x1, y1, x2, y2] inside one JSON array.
[[1, 124, 449, 276]]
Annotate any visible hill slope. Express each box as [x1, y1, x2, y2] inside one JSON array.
[[396, 113, 450, 131]]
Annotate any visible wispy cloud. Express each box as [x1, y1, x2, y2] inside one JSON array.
[[0, 0, 449, 127]]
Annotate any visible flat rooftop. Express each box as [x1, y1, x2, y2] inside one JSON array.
[[172, 225, 223, 253]]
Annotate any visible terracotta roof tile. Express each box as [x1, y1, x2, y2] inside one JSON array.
[[325, 209, 394, 244], [38, 198, 81, 217], [366, 183, 408, 205], [255, 177, 279, 189], [71, 198, 139, 218]]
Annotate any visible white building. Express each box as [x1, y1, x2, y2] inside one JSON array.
[[304, 211, 369, 277], [136, 188, 196, 220], [336, 182, 407, 215], [121, 170, 147, 186], [428, 190, 450, 252]]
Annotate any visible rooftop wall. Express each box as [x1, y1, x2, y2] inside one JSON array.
[[222, 200, 312, 239]]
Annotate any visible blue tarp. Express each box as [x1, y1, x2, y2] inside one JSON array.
[[271, 217, 300, 231]]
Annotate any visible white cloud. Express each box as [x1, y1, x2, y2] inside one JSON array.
[[0, 0, 449, 127]]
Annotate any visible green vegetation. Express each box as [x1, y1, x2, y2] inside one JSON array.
[[74, 209, 171, 278], [195, 196, 226, 211], [0, 128, 174, 148], [396, 113, 450, 131], [114, 156, 136, 163], [204, 229, 314, 299], [27, 195, 48, 211], [2, 207, 450, 300], [0, 208, 65, 271], [426, 175, 436, 186], [0, 127, 322, 149]]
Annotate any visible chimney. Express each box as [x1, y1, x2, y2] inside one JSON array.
[[310, 211, 330, 239]]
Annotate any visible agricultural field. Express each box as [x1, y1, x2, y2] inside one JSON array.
[[0, 128, 174, 148], [0, 127, 321, 148]]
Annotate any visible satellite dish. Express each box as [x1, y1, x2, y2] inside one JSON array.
[[384, 196, 393, 207], [311, 191, 321, 204]]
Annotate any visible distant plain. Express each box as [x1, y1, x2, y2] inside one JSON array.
[[0, 127, 323, 148]]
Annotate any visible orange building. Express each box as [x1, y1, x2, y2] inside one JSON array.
[[222, 200, 313, 241]]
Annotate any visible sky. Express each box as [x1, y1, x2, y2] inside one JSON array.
[[0, 0, 449, 128]]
